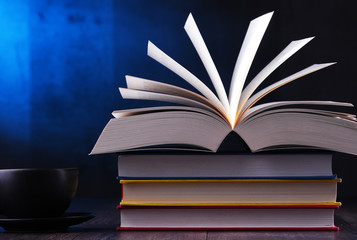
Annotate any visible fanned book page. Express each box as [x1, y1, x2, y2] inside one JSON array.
[[91, 12, 357, 155]]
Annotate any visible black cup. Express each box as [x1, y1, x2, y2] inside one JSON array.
[[0, 168, 78, 219]]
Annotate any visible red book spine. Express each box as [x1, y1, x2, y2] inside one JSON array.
[[117, 205, 340, 210], [116, 226, 339, 231]]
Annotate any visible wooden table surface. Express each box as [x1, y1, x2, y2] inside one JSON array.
[[1, 198, 357, 239]]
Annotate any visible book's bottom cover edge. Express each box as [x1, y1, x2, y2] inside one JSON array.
[[116, 226, 339, 231]]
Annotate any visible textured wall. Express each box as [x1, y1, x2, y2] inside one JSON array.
[[1, 0, 357, 199]]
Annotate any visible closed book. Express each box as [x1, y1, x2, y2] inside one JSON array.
[[119, 178, 341, 206], [117, 205, 340, 230], [117, 153, 334, 179]]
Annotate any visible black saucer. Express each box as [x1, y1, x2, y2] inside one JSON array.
[[0, 212, 95, 232]]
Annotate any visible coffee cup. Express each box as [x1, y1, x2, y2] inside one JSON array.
[[0, 168, 78, 219]]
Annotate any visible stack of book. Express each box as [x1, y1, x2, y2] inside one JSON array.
[[116, 153, 340, 230], [91, 12, 357, 230]]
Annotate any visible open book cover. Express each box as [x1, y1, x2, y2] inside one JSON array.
[[91, 12, 357, 155]]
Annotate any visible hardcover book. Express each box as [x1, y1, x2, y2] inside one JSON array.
[[117, 153, 334, 179], [117, 205, 340, 230], [119, 178, 341, 206]]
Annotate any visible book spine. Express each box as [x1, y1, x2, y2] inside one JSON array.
[[121, 184, 124, 202]]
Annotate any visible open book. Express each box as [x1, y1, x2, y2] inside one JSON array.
[[91, 12, 357, 155]]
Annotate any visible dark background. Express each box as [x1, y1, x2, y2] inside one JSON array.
[[1, 0, 356, 201]]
